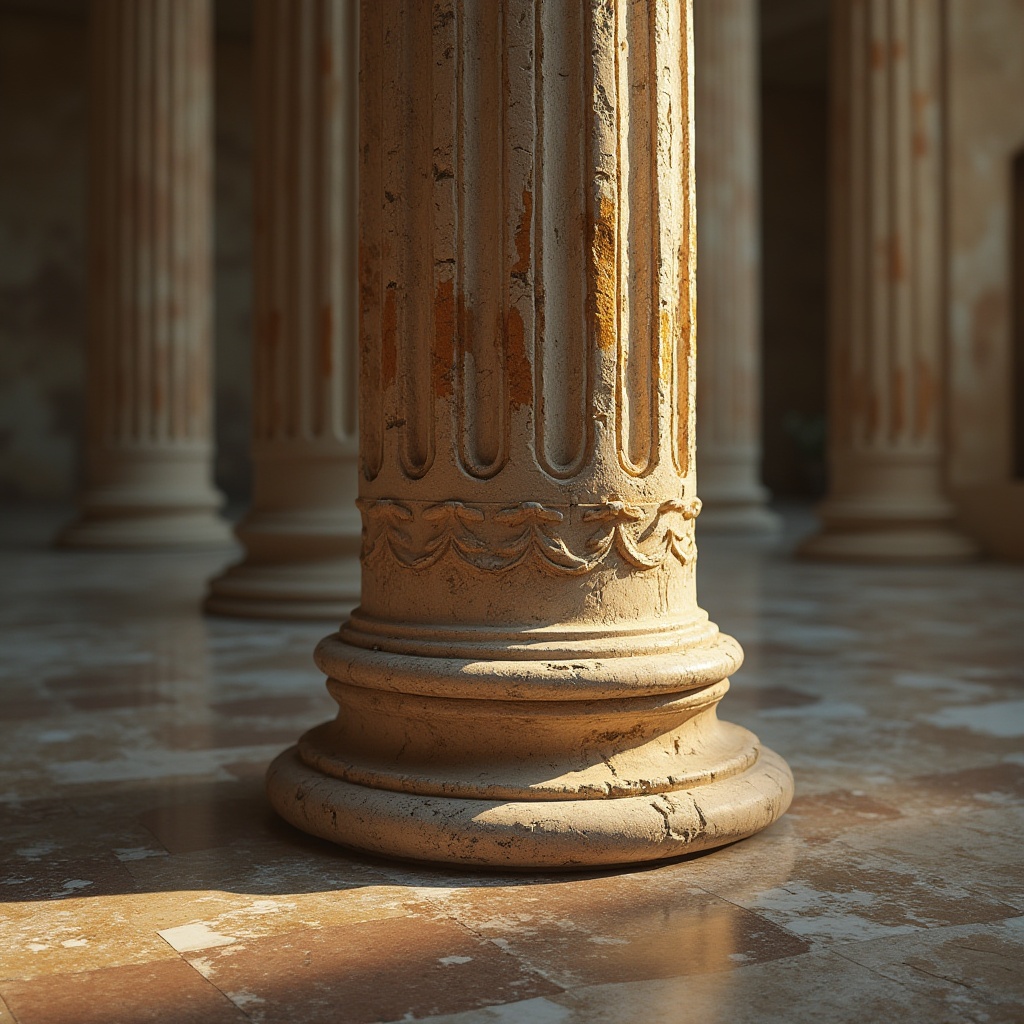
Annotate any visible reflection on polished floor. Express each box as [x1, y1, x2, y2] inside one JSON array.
[[0, 507, 1022, 1024]]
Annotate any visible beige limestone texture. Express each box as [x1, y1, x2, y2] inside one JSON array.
[[801, 0, 975, 563], [694, 0, 778, 533], [59, 0, 230, 548], [266, 0, 794, 869], [205, 0, 361, 620]]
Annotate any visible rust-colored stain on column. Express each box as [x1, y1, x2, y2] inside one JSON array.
[[504, 305, 531, 410], [512, 189, 533, 277], [432, 280, 455, 399], [592, 195, 617, 352]]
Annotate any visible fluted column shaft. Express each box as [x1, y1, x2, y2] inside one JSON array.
[[803, 0, 974, 560], [694, 0, 777, 532], [205, 0, 361, 620], [267, 0, 792, 869], [61, 0, 229, 548]]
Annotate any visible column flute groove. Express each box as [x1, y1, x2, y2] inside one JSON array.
[[267, 0, 793, 868], [205, 0, 362, 620]]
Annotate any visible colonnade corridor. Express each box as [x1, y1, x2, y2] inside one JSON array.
[[2, 0, 1023, 1021]]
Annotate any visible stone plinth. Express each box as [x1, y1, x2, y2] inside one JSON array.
[[267, 0, 793, 869]]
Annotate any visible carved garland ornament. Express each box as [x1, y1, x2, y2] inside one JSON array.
[[359, 497, 702, 576]]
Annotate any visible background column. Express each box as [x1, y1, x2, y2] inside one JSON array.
[[205, 0, 360, 620], [60, 0, 229, 548], [266, 0, 793, 869], [694, 0, 778, 532], [801, 0, 975, 561]]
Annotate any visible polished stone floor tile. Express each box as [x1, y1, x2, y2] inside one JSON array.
[[0, 959, 249, 1024], [0, 506, 1022, 1023], [835, 916, 1024, 1017], [427, 872, 811, 988], [544, 947, 1018, 1024], [0, 893, 182, 982], [181, 915, 561, 1024]]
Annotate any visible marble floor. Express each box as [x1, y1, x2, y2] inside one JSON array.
[[0, 505, 1022, 1024]]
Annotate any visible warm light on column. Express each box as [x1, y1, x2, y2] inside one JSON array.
[[266, 0, 793, 868]]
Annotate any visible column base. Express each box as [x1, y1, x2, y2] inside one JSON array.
[[799, 524, 977, 563], [266, 743, 792, 870], [57, 510, 233, 549], [204, 559, 360, 621], [266, 617, 794, 869]]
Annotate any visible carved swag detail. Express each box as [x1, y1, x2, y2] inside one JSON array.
[[359, 497, 702, 575]]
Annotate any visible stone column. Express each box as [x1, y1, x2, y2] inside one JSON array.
[[204, 0, 360, 620], [60, 0, 230, 548], [694, 0, 778, 532], [801, 0, 975, 560], [267, 0, 793, 869]]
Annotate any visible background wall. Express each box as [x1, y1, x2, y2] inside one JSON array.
[[0, 9, 86, 500]]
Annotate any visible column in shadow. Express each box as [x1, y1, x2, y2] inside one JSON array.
[[60, 0, 230, 548], [205, 0, 361, 620], [801, 0, 975, 562], [695, 0, 780, 533]]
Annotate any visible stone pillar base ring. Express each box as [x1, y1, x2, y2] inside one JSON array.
[[267, 743, 792, 870]]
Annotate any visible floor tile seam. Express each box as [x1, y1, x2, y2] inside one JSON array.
[[532, 947, 967, 1016], [687, 883, 821, 959], [0, 942, 186, 990], [827, 834, 1024, 912], [824, 941, 1004, 1014], [402, 895, 572, 995], [174, 952, 259, 1023]]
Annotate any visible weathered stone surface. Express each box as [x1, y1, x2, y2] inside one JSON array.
[[267, 0, 793, 868]]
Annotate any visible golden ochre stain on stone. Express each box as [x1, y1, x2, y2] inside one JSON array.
[[432, 279, 455, 399], [660, 308, 672, 379], [593, 195, 617, 351]]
